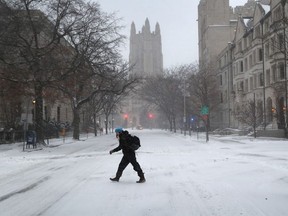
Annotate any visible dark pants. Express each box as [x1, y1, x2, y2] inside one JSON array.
[[116, 152, 143, 178]]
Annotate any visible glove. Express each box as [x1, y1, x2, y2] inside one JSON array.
[[109, 150, 113, 155]]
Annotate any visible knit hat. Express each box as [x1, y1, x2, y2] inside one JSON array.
[[115, 127, 123, 133]]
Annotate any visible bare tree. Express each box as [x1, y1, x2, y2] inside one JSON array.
[[0, 0, 94, 143], [141, 71, 183, 132], [101, 92, 126, 134], [0, 0, 138, 141], [55, 62, 138, 139], [234, 94, 263, 138], [188, 61, 220, 141]]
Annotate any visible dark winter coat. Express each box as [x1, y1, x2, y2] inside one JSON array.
[[111, 131, 134, 155]]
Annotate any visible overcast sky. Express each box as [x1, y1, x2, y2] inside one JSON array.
[[96, 0, 250, 68]]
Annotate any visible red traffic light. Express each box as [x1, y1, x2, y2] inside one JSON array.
[[148, 113, 154, 119], [124, 114, 128, 119], [202, 115, 208, 120]]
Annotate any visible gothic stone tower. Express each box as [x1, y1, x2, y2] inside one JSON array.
[[198, 0, 236, 65], [198, 0, 256, 65], [124, 19, 163, 128], [129, 18, 163, 77]]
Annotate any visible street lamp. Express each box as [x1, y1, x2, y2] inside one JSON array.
[[260, 17, 266, 130], [281, 0, 288, 136], [183, 79, 187, 136], [32, 99, 36, 127], [227, 42, 234, 128]]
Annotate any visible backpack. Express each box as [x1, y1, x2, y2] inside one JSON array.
[[128, 135, 141, 151]]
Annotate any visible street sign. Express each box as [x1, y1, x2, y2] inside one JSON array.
[[200, 106, 209, 115]]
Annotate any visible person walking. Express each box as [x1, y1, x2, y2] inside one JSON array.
[[109, 127, 146, 183]]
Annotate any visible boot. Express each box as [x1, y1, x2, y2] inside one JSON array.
[[136, 174, 146, 183], [110, 176, 120, 182], [110, 172, 121, 182]]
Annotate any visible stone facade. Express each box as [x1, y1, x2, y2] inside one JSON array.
[[198, 0, 256, 65], [123, 19, 163, 128], [215, 0, 288, 132], [129, 18, 163, 77]]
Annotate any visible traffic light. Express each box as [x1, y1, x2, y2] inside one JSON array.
[[124, 114, 128, 119], [148, 113, 154, 119]]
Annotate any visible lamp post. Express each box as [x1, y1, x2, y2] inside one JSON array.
[[228, 42, 234, 128], [260, 17, 266, 130], [32, 99, 36, 129], [281, 0, 288, 136], [183, 79, 187, 136]]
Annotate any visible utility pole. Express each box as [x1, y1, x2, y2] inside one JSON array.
[[281, 0, 288, 137], [261, 18, 266, 130], [183, 79, 187, 136]]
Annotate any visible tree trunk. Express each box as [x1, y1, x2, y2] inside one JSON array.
[[73, 108, 81, 140], [168, 116, 173, 132], [206, 117, 209, 142], [35, 83, 44, 143], [105, 115, 108, 134], [173, 116, 176, 133], [93, 113, 98, 136]]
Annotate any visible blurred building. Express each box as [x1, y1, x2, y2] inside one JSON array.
[[122, 19, 163, 128], [129, 18, 163, 77]]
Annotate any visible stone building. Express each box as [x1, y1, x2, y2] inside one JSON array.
[[198, 0, 256, 65], [129, 18, 163, 77], [123, 19, 163, 128], [198, 0, 257, 129], [0, 3, 73, 134], [216, 0, 288, 137]]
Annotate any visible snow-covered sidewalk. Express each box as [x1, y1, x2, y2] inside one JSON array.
[[0, 129, 287, 216]]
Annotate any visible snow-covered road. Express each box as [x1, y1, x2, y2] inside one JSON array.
[[0, 129, 287, 216]]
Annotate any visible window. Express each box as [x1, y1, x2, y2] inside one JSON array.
[[250, 77, 253, 90], [240, 81, 244, 91], [272, 65, 276, 82], [249, 54, 253, 68], [278, 34, 284, 51], [220, 75, 223, 86], [259, 73, 264, 87], [244, 37, 247, 49], [244, 58, 248, 71], [245, 79, 248, 92], [240, 61, 244, 72], [265, 43, 269, 60], [266, 69, 270, 86], [57, 106, 61, 122], [270, 37, 275, 54], [279, 63, 285, 80], [238, 41, 242, 52], [259, 49, 263, 62]]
